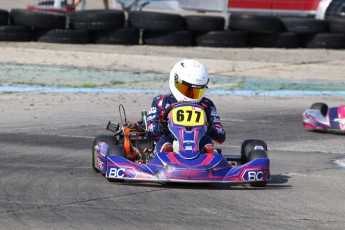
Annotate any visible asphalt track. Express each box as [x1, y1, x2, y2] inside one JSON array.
[[1, 91, 345, 230]]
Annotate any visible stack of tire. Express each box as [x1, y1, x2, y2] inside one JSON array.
[[229, 14, 297, 48], [128, 11, 191, 46], [128, 11, 247, 48], [69, 10, 138, 45], [0, 9, 33, 42], [1, 8, 345, 49], [228, 13, 345, 49], [127, 11, 345, 49], [0, 8, 130, 44], [190, 15, 246, 48]]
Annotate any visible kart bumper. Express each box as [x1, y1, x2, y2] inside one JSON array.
[[105, 156, 270, 184]]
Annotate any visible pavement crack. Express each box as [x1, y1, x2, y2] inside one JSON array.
[[0, 188, 167, 215]]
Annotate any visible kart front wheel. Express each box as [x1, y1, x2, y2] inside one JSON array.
[[92, 135, 118, 173], [310, 102, 328, 117], [241, 139, 268, 187], [248, 150, 268, 187], [241, 139, 267, 164]]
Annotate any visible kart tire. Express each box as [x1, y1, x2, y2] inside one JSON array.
[[248, 150, 268, 187], [0, 25, 32, 41], [310, 102, 328, 116], [143, 30, 193, 46], [10, 9, 66, 30], [301, 33, 345, 49], [327, 17, 345, 33], [37, 29, 89, 44], [229, 13, 282, 33], [106, 144, 125, 183], [248, 32, 299, 48], [184, 15, 225, 32], [195, 30, 247, 48], [91, 27, 140, 45], [241, 139, 267, 164], [0, 9, 9, 26], [92, 135, 119, 173], [129, 11, 185, 31], [68, 10, 125, 31], [280, 18, 328, 34]]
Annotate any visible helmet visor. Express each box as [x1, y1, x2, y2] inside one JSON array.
[[174, 79, 207, 100]]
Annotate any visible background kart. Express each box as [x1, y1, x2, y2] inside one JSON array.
[[303, 102, 345, 131], [92, 104, 270, 187]]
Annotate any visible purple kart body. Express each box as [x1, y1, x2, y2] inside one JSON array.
[[303, 102, 345, 131], [93, 103, 270, 186], [103, 151, 270, 184]]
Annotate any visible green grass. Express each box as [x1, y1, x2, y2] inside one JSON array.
[[110, 80, 125, 85], [78, 83, 97, 88]]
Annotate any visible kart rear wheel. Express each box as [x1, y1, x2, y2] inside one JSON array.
[[310, 103, 328, 116], [248, 150, 268, 187], [92, 135, 118, 173], [241, 139, 267, 164]]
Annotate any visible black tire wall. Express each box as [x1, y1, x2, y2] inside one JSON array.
[[129, 11, 185, 31], [4, 9, 345, 49], [229, 13, 282, 33], [10, 9, 66, 29], [38, 29, 89, 44], [184, 15, 225, 32], [69, 10, 125, 31], [0, 25, 32, 41], [0, 9, 9, 26]]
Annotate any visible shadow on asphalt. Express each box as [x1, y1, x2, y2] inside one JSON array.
[[311, 130, 345, 136], [110, 174, 291, 190]]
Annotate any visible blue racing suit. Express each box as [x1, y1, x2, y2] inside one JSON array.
[[147, 93, 226, 154]]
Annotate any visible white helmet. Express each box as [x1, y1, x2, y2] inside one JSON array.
[[169, 59, 208, 103]]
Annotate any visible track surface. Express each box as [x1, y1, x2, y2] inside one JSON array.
[[0, 92, 344, 229]]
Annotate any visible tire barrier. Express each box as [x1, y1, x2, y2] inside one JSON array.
[[37, 29, 89, 44], [10, 9, 66, 29], [1, 9, 345, 49], [143, 30, 193, 46], [229, 13, 283, 33], [129, 11, 184, 31], [184, 15, 225, 32], [0, 25, 32, 41], [280, 18, 329, 34], [327, 17, 345, 33], [300, 33, 345, 49], [69, 10, 125, 31], [0, 9, 9, 26], [195, 30, 247, 48], [91, 28, 140, 45], [248, 32, 300, 48]]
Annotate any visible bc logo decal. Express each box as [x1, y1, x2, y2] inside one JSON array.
[[107, 167, 137, 178], [242, 170, 264, 181]]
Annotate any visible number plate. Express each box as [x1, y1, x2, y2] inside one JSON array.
[[171, 106, 205, 126]]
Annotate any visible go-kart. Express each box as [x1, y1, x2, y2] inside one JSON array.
[[92, 103, 270, 187], [303, 102, 345, 131]]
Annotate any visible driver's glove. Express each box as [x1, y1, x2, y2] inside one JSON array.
[[158, 120, 169, 134]]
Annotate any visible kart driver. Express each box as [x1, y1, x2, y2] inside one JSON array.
[[147, 59, 226, 154]]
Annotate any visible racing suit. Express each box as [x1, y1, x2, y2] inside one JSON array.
[[147, 93, 226, 154]]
